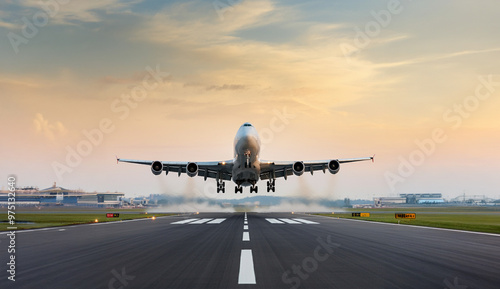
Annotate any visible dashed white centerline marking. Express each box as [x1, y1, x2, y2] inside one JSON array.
[[279, 218, 301, 224], [244, 225, 248, 230], [207, 218, 226, 224], [189, 218, 213, 224], [244, 221, 248, 224], [293, 218, 319, 224], [265, 218, 284, 224], [171, 218, 198, 224], [238, 249, 256, 284], [243, 232, 250, 241], [58, 229, 66, 231]]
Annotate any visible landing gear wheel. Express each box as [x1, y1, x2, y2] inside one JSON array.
[[267, 179, 276, 192], [235, 186, 243, 194], [217, 181, 225, 193], [250, 185, 258, 194]]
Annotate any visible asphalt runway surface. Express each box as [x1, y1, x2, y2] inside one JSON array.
[[1, 212, 499, 289]]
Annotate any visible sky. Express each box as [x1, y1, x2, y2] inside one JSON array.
[[1, 0, 500, 200]]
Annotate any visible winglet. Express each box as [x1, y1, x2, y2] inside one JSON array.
[[371, 154, 375, 162]]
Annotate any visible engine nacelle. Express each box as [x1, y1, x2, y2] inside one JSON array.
[[328, 160, 340, 174], [151, 161, 163, 175], [186, 162, 198, 177], [293, 161, 305, 176]]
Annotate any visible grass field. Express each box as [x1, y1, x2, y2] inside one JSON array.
[[0, 210, 176, 231], [316, 207, 500, 234]]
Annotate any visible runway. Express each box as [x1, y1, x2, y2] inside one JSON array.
[[1, 212, 499, 289]]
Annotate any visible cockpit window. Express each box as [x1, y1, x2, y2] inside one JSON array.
[[243, 123, 252, 127]]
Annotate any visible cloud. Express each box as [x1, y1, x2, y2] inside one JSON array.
[[98, 70, 150, 86], [33, 113, 67, 142], [136, 0, 277, 46], [127, 0, 386, 115], [206, 84, 246, 91], [0, 0, 144, 28], [373, 47, 500, 69]]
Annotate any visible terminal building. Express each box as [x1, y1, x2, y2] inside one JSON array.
[[373, 197, 407, 207], [0, 183, 124, 207], [401, 193, 445, 204], [374, 193, 445, 207]]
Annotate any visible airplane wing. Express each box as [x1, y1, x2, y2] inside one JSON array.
[[117, 158, 234, 181], [259, 156, 374, 180]]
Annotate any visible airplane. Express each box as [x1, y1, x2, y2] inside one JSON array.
[[117, 122, 374, 194]]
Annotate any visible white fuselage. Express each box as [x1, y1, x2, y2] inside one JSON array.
[[232, 123, 261, 186]]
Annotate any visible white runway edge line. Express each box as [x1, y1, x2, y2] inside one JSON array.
[[243, 232, 250, 241], [314, 214, 500, 237], [238, 249, 256, 284], [0, 215, 171, 235]]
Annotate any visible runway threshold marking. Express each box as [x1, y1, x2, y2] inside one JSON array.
[[238, 249, 256, 284], [243, 232, 250, 241], [292, 218, 319, 224], [171, 218, 227, 225], [207, 218, 226, 224], [279, 218, 301, 224], [265, 218, 284, 224], [171, 218, 198, 224], [189, 218, 213, 224], [265, 218, 320, 224]]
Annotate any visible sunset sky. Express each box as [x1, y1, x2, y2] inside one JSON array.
[[2, 0, 500, 200]]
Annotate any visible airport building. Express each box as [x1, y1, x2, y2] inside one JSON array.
[[400, 193, 445, 204], [0, 183, 124, 207], [373, 197, 407, 207], [374, 193, 445, 207]]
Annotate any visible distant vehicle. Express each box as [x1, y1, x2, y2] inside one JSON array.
[[117, 122, 374, 194]]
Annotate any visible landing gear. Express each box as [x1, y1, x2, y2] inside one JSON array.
[[267, 179, 276, 192], [244, 150, 251, 168], [250, 185, 258, 194], [217, 180, 225, 193], [235, 185, 243, 194]]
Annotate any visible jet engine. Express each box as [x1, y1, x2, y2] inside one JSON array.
[[186, 162, 198, 177], [328, 160, 340, 174], [151, 161, 163, 175], [293, 161, 305, 176]]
